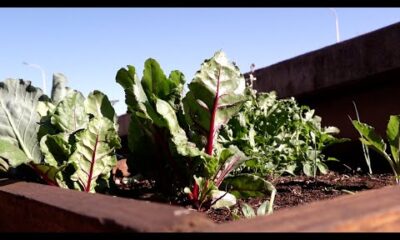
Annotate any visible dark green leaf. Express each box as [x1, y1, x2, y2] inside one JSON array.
[[221, 173, 276, 199]]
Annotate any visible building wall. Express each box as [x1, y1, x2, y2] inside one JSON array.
[[249, 22, 400, 171]]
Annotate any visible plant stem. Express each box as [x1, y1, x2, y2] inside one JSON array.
[[29, 163, 58, 187], [85, 134, 99, 192], [206, 68, 221, 155], [267, 189, 276, 215]]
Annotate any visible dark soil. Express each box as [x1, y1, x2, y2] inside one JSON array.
[[206, 171, 395, 223], [110, 161, 396, 224]]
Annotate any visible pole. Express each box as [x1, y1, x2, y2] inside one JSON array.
[[23, 62, 47, 95], [329, 8, 340, 43]]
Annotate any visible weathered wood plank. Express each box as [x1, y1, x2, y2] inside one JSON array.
[[0, 180, 214, 232], [207, 185, 400, 232]]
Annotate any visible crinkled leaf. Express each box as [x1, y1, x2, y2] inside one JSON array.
[[31, 163, 69, 188], [167, 70, 185, 110], [37, 100, 58, 140], [69, 117, 121, 193], [387, 115, 400, 163], [352, 120, 386, 153], [219, 87, 344, 177], [116, 65, 148, 114], [142, 59, 181, 104], [37, 100, 56, 118], [0, 139, 29, 168], [0, 79, 44, 167], [116, 65, 164, 138], [210, 190, 237, 209], [142, 59, 185, 111], [183, 51, 246, 154], [40, 133, 71, 167], [117, 62, 206, 190], [221, 173, 276, 199], [116, 65, 153, 156], [85, 90, 117, 125], [51, 91, 88, 133], [155, 98, 205, 158], [353, 119, 399, 181], [213, 145, 248, 187]]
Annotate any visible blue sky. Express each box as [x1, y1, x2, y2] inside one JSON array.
[[1, 8, 399, 115]]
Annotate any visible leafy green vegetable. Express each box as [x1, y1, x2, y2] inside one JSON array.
[[69, 117, 120, 192], [222, 173, 276, 214], [351, 101, 372, 174], [222, 173, 276, 198], [0, 79, 44, 170], [219, 88, 347, 177], [50, 92, 88, 133], [352, 117, 400, 184], [183, 51, 247, 155], [116, 60, 206, 195], [35, 90, 121, 192], [0, 139, 29, 171], [241, 199, 272, 219], [117, 51, 275, 208]]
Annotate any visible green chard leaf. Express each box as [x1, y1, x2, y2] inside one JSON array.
[[222, 173, 276, 214], [213, 145, 248, 187], [0, 139, 29, 169], [51, 91, 88, 133], [0, 79, 44, 170], [40, 133, 71, 167], [221, 173, 276, 199], [36, 87, 121, 192], [183, 51, 247, 155], [116, 61, 206, 191], [85, 90, 118, 124], [387, 115, 400, 163], [69, 117, 121, 193], [352, 120, 387, 153]]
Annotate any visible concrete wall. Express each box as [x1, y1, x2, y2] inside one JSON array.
[[249, 22, 400, 171], [250, 22, 400, 140]]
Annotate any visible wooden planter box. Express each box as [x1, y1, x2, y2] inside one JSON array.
[[1, 180, 400, 232]]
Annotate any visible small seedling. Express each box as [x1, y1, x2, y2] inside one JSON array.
[[240, 200, 273, 219], [350, 101, 372, 174], [352, 115, 400, 184]]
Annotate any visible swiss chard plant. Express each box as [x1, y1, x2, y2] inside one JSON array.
[[116, 58, 207, 196], [0, 74, 121, 193], [352, 116, 400, 184], [218, 87, 346, 178], [35, 89, 121, 192], [117, 51, 276, 209]]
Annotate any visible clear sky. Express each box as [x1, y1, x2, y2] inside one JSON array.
[[1, 8, 399, 115]]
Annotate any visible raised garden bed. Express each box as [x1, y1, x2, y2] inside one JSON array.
[[1, 22, 400, 232], [1, 179, 400, 232], [110, 166, 395, 224]]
